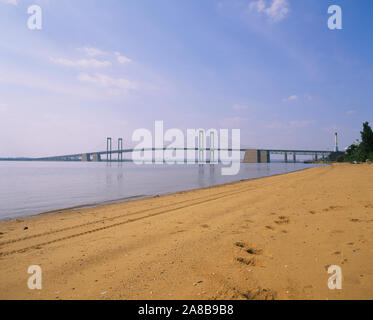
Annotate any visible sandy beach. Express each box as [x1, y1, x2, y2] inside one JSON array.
[[0, 163, 372, 300]]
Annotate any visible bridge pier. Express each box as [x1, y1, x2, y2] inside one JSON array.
[[209, 131, 217, 164], [107, 137, 112, 162], [82, 153, 91, 162], [293, 153, 296, 163], [198, 130, 205, 164], [118, 138, 123, 162], [243, 149, 270, 163], [284, 152, 288, 163], [92, 153, 101, 162]]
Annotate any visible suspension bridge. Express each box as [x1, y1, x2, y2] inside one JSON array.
[[0, 137, 333, 163]]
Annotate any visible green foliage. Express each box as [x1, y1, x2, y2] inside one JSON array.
[[345, 144, 357, 156], [368, 152, 373, 162], [344, 122, 373, 162]]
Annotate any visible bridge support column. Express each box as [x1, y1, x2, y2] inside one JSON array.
[[284, 152, 288, 163], [258, 150, 269, 163], [293, 153, 296, 163], [92, 153, 101, 162], [243, 149, 259, 163], [82, 153, 91, 162], [107, 137, 112, 162], [314, 154, 318, 161], [209, 131, 217, 164], [118, 138, 123, 162], [198, 130, 205, 164]]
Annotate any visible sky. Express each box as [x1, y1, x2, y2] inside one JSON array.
[[0, 0, 372, 157]]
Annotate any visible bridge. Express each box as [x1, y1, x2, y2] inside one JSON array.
[[1, 137, 332, 163]]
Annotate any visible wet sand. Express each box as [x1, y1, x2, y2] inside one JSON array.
[[0, 163, 372, 300]]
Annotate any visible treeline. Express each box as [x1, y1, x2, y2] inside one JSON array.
[[338, 122, 373, 162]]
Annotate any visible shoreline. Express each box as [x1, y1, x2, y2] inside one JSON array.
[[0, 163, 372, 299], [0, 163, 324, 222]]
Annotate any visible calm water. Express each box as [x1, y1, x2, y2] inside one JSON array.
[[0, 161, 323, 220]]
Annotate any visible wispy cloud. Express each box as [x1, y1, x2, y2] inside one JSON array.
[[249, 0, 290, 22], [114, 51, 132, 64], [0, 65, 102, 98], [50, 57, 112, 68], [282, 94, 297, 102], [288, 120, 314, 128], [346, 109, 356, 115], [232, 104, 249, 111], [219, 117, 248, 127], [77, 47, 106, 57], [266, 120, 314, 129], [0, 0, 18, 5], [77, 73, 137, 90]]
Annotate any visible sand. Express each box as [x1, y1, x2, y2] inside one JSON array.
[[0, 163, 372, 300]]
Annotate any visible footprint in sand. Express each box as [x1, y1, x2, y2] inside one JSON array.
[[240, 287, 276, 300], [275, 216, 290, 225], [236, 257, 256, 266], [235, 242, 263, 254], [235, 242, 263, 266]]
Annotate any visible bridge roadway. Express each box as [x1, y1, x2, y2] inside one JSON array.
[[6, 148, 331, 163]]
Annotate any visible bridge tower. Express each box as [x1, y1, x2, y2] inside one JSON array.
[[198, 130, 205, 164], [118, 138, 123, 162], [209, 131, 217, 164], [106, 137, 112, 162]]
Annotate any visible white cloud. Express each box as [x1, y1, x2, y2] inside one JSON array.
[[233, 104, 249, 111], [114, 51, 132, 64], [77, 73, 137, 90], [282, 95, 297, 102], [288, 120, 314, 128], [0, 65, 100, 98], [249, 0, 266, 13], [346, 109, 356, 115], [0, 0, 18, 5], [50, 57, 111, 68], [77, 47, 106, 57], [219, 117, 248, 127], [266, 120, 314, 129], [249, 0, 290, 22]]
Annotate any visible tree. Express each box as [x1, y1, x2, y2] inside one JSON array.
[[360, 122, 373, 154], [344, 122, 373, 162]]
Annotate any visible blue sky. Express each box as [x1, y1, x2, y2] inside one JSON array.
[[0, 0, 372, 157]]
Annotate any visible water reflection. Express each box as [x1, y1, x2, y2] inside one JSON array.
[[0, 162, 325, 220]]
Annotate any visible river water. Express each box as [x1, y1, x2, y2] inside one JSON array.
[[0, 161, 323, 220]]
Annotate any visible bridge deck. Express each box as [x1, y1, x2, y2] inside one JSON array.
[[11, 148, 332, 162]]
